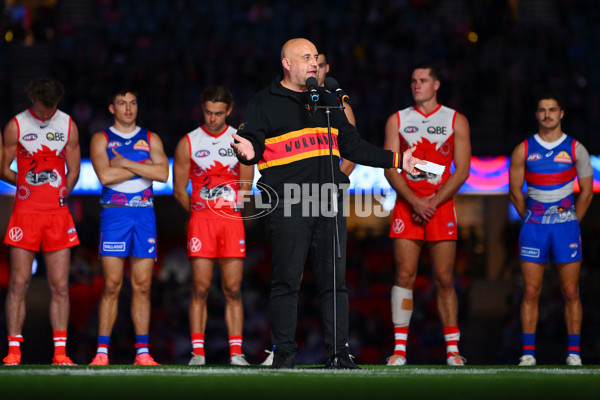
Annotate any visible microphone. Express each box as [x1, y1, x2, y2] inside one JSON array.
[[305, 77, 320, 102], [324, 77, 350, 103]]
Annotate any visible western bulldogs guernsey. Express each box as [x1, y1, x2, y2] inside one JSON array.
[[187, 125, 240, 217], [101, 126, 154, 207], [523, 134, 588, 224], [13, 108, 72, 213], [397, 105, 456, 197]]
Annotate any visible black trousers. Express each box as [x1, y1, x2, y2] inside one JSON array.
[[266, 203, 348, 358]]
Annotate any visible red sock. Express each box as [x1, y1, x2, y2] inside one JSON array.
[[393, 326, 409, 357], [8, 335, 23, 356], [443, 326, 460, 357], [53, 330, 67, 357], [229, 335, 243, 357], [191, 333, 205, 356]]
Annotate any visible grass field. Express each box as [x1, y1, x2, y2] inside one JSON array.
[[2, 365, 600, 400]]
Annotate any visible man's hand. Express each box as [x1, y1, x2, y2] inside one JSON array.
[[401, 147, 425, 176], [231, 133, 255, 161], [410, 194, 436, 224], [109, 148, 129, 168]]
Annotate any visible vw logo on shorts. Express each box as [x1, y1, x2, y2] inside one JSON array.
[[9, 227, 23, 242]]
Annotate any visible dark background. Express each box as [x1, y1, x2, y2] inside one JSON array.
[[1, 0, 600, 366]]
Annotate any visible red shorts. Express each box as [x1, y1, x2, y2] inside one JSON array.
[[4, 211, 79, 252], [187, 215, 245, 258], [389, 198, 457, 241]]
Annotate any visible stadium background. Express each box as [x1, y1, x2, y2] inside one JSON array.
[[1, 0, 600, 366]]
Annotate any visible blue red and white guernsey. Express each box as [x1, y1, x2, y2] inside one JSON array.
[[100, 126, 154, 207], [523, 134, 581, 225]]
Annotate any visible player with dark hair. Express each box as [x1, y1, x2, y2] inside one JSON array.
[[384, 63, 471, 366], [89, 85, 169, 366], [509, 93, 593, 366], [173, 86, 254, 366], [1, 78, 80, 365]]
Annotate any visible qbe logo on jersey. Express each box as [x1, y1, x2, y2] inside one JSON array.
[[9, 227, 23, 242]]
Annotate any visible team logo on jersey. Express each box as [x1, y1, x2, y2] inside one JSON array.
[[9, 227, 23, 242], [527, 153, 542, 161], [238, 122, 247, 131], [16, 185, 30, 200], [531, 202, 545, 216], [569, 243, 578, 249], [107, 141, 122, 148], [46, 132, 66, 141], [403, 126, 419, 134], [133, 140, 150, 151], [200, 184, 236, 201], [189, 237, 202, 253], [553, 151, 572, 164], [67, 227, 77, 235], [392, 218, 405, 234], [22, 133, 38, 141], [25, 168, 61, 187], [148, 238, 156, 244], [195, 150, 210, 158]]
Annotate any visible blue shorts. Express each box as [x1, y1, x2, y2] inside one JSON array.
[[519, 220, 581, 264], [99, 207, 157, 258]]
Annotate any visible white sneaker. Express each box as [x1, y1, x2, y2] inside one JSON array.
[[386, 354, 406, 366], [566, 354, 582, 366], [446, 352, 466, 366], [261, 349, 274, 366], [188, 353, 206, 365], [518, 355, 536, 366], [230, 353, 250, 366]]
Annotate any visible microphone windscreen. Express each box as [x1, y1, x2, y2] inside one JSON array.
[[324, 77, 340, 92], [305, 77, 319, 90]]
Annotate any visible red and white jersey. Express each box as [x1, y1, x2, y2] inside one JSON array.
[[396, 104, 456, 197], [187, 125, 241, 217], [12, 108, 72, 212]]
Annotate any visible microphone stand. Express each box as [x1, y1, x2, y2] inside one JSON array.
[[315, 100, 345, 368]]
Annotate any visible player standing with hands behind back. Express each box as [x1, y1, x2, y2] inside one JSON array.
[[384, 63, 471, 366], [509, 93, 593, 366]]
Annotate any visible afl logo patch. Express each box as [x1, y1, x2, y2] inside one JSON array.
[[195, 150, 210, 158], [108, 141, 121, 148], [527, 153, 542, 161], [9, 227, 23, 242], [189, 237, 202, 253], [22, 133, 38, 141], [403, 126, 418, 134]]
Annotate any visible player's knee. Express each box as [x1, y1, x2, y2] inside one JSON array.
[[103, 280, 122, 297], [224, 287, 242, 301], [562, 284, 580, 303], [50, 282, 69, 298], [523, 284, 541, 302], [396, 270, 416, 288], [433, 274, 454, 292], [9, 279, 30, 297], [191, 286, 210, 300]]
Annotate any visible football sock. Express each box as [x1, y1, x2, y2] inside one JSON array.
[[392, 326, 409, 358], [568, 334, 581, 356], [96, 335, 110, 355], [53, 330, 67, 357], [7, 335, 23, 356], [191, 333, 205, 356], [135, 334, 149, 355], [522, 333, 536, 357], [229, 335, 243, 357], [443, 326, 461, 357]]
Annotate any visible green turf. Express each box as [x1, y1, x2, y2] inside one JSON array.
[[2, 365, 600, 400]]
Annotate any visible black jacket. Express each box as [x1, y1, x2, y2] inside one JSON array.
[[237, 76, 400, 195]]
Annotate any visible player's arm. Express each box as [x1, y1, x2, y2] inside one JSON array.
[[383, 113, 435, 221], [111, 132, 169, 183], [574, 143, 594, 222], [1, 119, 18, 185], [64, 119, 81, 195], [237, 163, 255, 209], [508, 142, 527, 219], [173, 136, 191, 213], [430, 113, 471, 208], [339, 103, 356, 176], [90, 131, 136, 185]]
